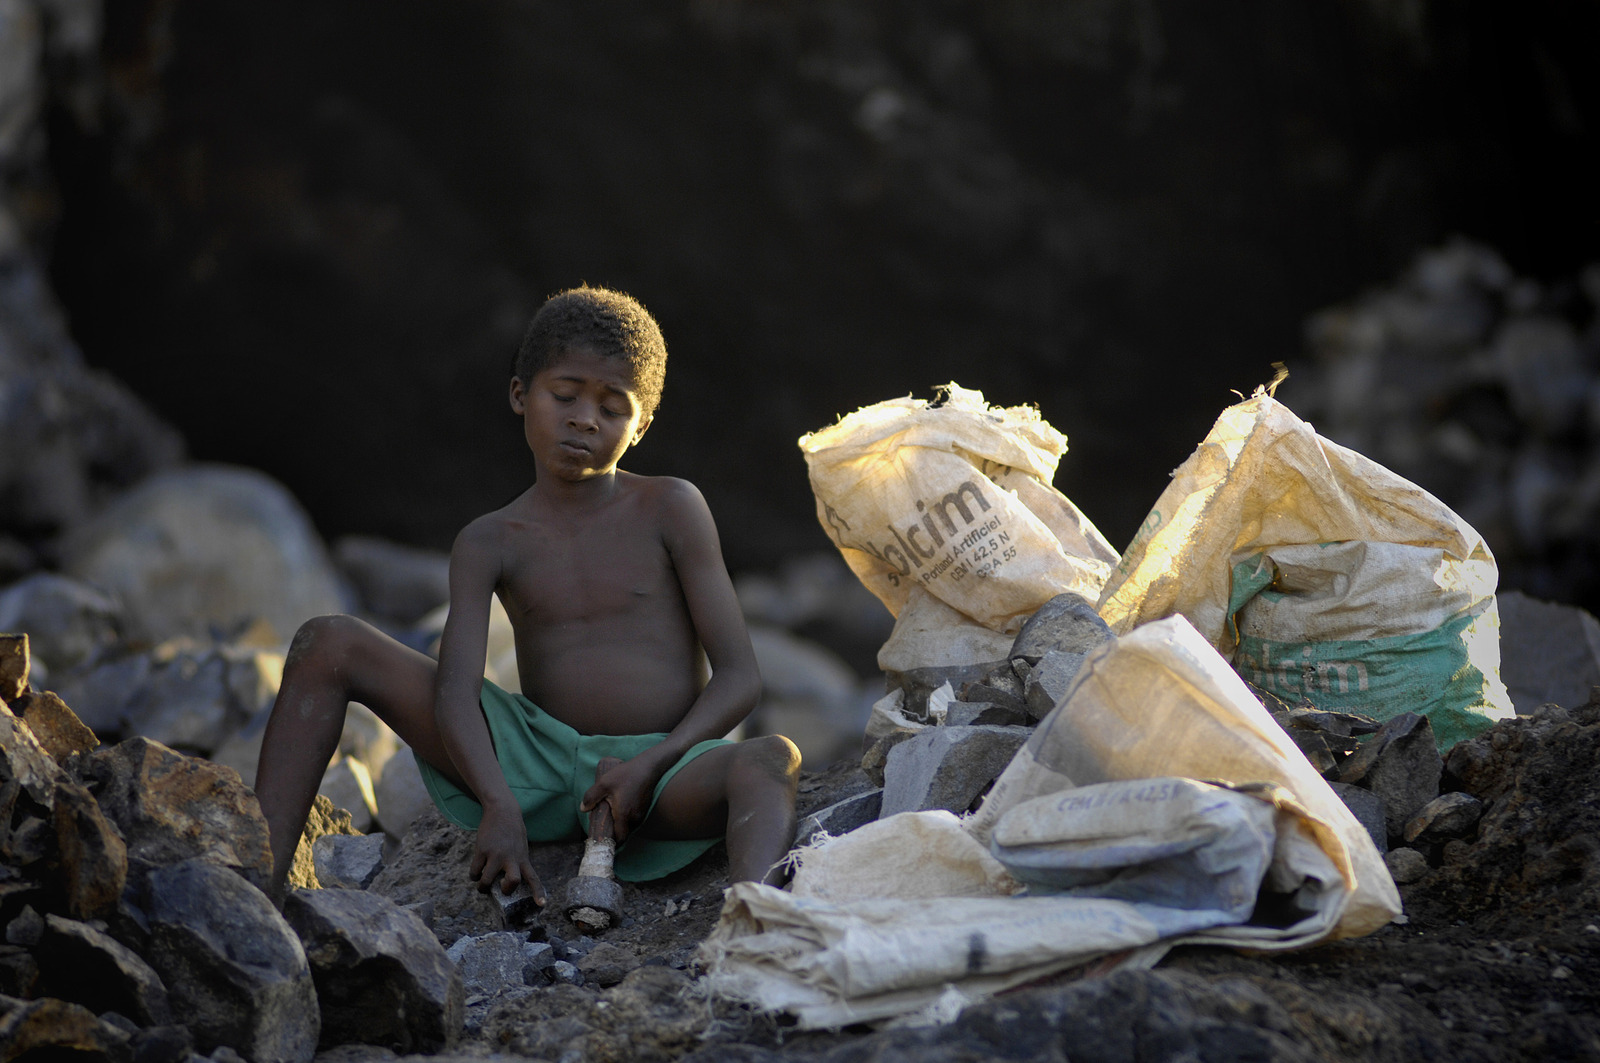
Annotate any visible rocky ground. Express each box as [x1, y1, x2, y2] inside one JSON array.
[[302, 697, 1598, 1063]]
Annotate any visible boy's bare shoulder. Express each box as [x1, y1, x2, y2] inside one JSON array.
[[617, 472, 717, 531]]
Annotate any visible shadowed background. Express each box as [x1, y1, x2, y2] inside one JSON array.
[[35, 0, 1600, 576]]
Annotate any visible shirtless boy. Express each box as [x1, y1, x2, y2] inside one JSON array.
[[254, 286, 800, 904]]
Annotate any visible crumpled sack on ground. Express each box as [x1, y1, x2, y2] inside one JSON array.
[[700, 616, 1401, 1028], [1097, 392, 1513, 749], [799, 385, 1117, 670]]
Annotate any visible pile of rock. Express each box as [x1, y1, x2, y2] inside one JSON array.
[[841, 592, 1112, 830], [1295, 239, 1600, 605], [0, 634, 464, 1062]]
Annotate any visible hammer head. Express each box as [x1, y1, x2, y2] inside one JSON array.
[[563, 875, 624, 931]]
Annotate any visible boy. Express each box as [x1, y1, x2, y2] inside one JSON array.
[[254, 286, 800, 904]]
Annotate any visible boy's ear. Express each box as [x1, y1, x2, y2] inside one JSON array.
[[509, 377, 527, 414], [631, 412, 654, 445]]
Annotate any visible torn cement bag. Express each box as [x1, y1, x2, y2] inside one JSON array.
[[701, 778, 1342, 1029], [1097, 393, 1512, 750], [799, 384, 1117, 642], [990, 778, 1277, 920], [967, 613, 1401, 942]]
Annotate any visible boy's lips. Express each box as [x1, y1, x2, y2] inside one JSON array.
[[559, 440, 592, 456]]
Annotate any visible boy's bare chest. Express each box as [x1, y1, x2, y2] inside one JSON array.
[[498, 515, 678, 622]]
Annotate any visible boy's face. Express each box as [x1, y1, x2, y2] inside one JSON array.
[[509, 346, 653, 483]]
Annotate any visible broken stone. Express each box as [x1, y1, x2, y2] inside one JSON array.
[[880, 725, 1031, 818], [1009, 593, 1114, 664], [0, 946, 40, 997], [0, 995, 132, 1062], [946, 701, 1034, 728], [0, 573, 123, 674], [1328, 781, 1387, 855], [283, 887, 463, 1053], [38, 913, 172, 1026], [1023, 650, 1088, 720], [312, 832, 386, 890], [12, 689, 99, 761], [547, 960, 582, 986], [52, 779, 129, 920], [446, 932, 555, 1000], [1276, 708, 1381, 738], [0, 634, 27, 704], [81, 737, 273, 892], [128, 1024, 194, 1063], [290, 795, 361, 892], [4, 906, 43, 946], [1385, 847, 1429, 884], [318, 757, 378, 833], [134, 858, 319, 1063], [1338, 712, 1442, 840], [860, 730, 917, 788], [0, 698, 62, 804], [794, 789, 884, 849], [959, 682, 1031, 718], [576, 942, 639, 988], [495, 881, 543, 930], [1403, 792, 1484, 846], [886, 661, 1008, 721], [1281, 728, 1355, 776]]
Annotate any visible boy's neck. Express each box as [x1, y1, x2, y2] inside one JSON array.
[[532, 466, 625, 508]]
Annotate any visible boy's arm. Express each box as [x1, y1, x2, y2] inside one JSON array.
[[581, 479, 762, 840], [435, 518, 544, 902]]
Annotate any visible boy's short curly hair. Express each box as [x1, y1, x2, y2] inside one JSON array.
[[513, 286, 668, 416]]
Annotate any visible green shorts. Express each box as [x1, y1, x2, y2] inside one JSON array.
[[414, 679, 731, 881]]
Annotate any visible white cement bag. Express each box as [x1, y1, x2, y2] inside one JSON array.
[[799, 385, 1117, 641], [1097, 393, 1512, 749], [990, 778, 1277, 922], [967, 614, 1401, 941], [701, 779, 1323, 1029]]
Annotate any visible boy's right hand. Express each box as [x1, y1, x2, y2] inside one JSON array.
[[470, 802, 544, 905]]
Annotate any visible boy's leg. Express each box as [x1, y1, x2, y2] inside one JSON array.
[[254, 614, 468, 899], [636, 734, 801, 885]]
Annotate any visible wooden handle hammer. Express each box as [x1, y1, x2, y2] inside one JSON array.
[[564, 756, 625, 932]]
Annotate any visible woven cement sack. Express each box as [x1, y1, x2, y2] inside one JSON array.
[[1097, 394, 1512, 749], [966, 614, 1402, 943], [799, 385, 1117, 643]]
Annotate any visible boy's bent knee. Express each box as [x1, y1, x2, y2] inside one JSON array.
[[285, 614, 368, 671], [735, 734, 802, 784]]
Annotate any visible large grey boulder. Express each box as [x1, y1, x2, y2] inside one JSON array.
[[332, 535, 451, 624], [1497, 591, 1600, 714], [54, 641, 281, 754], [81, 737, 273, 892], [880, 725, 1031, 817], [134, 859, 318, 1063], [59, 464, 350, 644], [283, 888, 463, 1052], [747, 624, 869, 768], [36, 914, 172, 1027], [0, 573, 122, 674]]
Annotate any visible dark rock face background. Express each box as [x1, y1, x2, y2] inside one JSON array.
[[37, 0, 1600, 571]]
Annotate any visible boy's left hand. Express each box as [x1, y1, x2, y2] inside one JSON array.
[[580, 753, 663, 844]]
